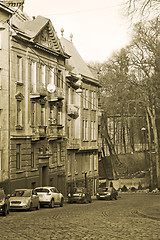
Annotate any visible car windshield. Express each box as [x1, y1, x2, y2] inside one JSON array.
[[11, 190, 31, 197], [35, 189, 49, 193], [74, 188, 83, 193], [99, 188, 110, 192], [0, 190, 4, 200]]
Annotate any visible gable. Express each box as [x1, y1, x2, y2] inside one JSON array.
[[34, 22, 62, 53]]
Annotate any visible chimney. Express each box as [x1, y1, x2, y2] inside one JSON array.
[[2, 0, 25, 11]]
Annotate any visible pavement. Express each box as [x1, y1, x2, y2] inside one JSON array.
[[66, 192, 160, 221], [138, 200, 160, 221], [120, 192, 160, 221]]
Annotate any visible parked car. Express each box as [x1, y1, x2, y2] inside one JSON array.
[[96, 187, 118, 200], [68, 187, 92, 204], [9, 189, 40, 211], [0, 188, 9, 216], [35, 187, 64, 208]]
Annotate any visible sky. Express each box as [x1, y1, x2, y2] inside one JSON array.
[[23, 0, 131, 63]]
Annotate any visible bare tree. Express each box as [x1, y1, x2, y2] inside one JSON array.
[[126, 0, 160, 17], [128, 19, 160, 188]]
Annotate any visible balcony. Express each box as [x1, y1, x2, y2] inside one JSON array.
[[30, 84, 47, 99], [67, 139, 80, 149], [47, 125, 63, 140], [67, 104, 79, 118], [31, 126, 47, 140], [48, 87, 64, 102]]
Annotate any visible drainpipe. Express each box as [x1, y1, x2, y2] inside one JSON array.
[[8, 18, 11, 193]]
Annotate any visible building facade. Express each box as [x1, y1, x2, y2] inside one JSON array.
[[61, 34, 101, 195], [0, 1, 101, 196]]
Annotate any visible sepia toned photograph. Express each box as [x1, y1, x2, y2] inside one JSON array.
[[0, 0, 160, 239]]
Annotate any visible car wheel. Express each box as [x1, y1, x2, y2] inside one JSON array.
[[89, 197, 92, 203], [36, 202, 40, 210], [115, 195, 118, 200], [29, 202, 33, 211], [3, 207, 7, 216], [83, 198, 88, 204], [60, 198, 64, 207], [110, 196, 113, 200], [49, 199, 54, 208]]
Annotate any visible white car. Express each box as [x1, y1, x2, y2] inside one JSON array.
[[35, 187, 64, 208], [9, 189, 40, 211]]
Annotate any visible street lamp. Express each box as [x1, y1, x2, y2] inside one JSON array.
[[141, 127, 147, 167], [82, 171, 88, 189]]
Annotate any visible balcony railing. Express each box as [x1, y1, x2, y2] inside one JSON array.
[[30, 84, 47, 99], [31, 126, 47, 140], [47, 125, 63, 140], [67, 138, 80, 149], [48, 87, 64, 102], [67, 104, 79, 118]]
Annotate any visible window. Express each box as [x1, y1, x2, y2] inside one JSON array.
[[75, 158, 78, 174], [16, 144, 21, 169], [67, 157, 71, 175], [91, 121, 96, 141], [67, 119, 71, 138], [17, 56, 23, 83], [86, 89, 89, 109], [83, 120, 88, 141], [41, 65, 46, 87], [50, 68, 54, 85], [91, 121, 93, 140], [57, 70, 63, 88], [82, 89, 89, 109], [82, 89, 86, 109], [57, 143, 61, 166], [31, 102, 36, 126], [17, 100, 22, 126], [41, 105, 45, 126], [89, 154, 93, 171], [57, 105, 62, 125], [91, 91, 97, 110], [49, 105, 55, 125], [94, 155, 97, 170], [31, 62, 37, 93], [85, 120, 88, 140], [31, 143, 36, 168]]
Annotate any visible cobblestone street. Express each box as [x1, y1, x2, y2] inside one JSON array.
[[0, 193, 160, 240]]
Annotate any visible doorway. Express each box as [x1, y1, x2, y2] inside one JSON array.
[[40, 165, 48, 186]]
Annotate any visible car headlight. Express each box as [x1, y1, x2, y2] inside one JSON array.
[[96, 193, 99, 196], [0, 200, 5, 205], [68, 193, 71, 197], [22, 200, 29, 205], [82, 193, 85, 197], [106, 192, 111, 196]]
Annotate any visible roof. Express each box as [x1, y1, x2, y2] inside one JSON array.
[[12, 15, 49, 39], [0, 2, 14, 14], [11, 15, 68, 58], [60, 37, 98, 81]]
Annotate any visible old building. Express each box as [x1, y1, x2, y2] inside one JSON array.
[[0, 1, 102, 196], [0, 1, 70, 194], [60, 32, 101, 195]]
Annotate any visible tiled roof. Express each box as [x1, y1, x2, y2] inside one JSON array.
[[12, 15, 49, 39], [60, 37, 98, 81]]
